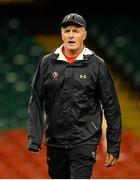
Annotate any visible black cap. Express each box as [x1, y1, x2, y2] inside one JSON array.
[[60, 13, 86, 28]]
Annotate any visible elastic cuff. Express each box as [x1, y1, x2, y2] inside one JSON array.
[[28, 142, 41, 152]]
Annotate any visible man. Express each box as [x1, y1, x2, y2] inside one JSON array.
[[27, 13, 122, 179]]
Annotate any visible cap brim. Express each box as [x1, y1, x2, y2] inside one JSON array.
[[60, 21, 86, 28]]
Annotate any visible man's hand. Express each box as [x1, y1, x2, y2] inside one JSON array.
[[105, 153, 117, 167]]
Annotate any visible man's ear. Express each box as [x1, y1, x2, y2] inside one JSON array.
[[83, 30, 87, 41]]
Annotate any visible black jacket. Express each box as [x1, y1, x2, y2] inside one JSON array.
[[27, 46, 122, 158]]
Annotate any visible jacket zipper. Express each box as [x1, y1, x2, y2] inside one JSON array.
[[90, 121, 98, 131]]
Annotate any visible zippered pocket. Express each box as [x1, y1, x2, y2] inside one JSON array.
[[90, 121, 98, 131]]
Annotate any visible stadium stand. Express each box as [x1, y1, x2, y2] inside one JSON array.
[[88, 17, 140, 92], [0, 18, 44, 131]]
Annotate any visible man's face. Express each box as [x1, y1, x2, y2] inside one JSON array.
[[61, 25, 87, 52]]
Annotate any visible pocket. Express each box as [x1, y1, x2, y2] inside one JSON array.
[[90, 121, 98, 131], [84, 119, 98, 136], [85, 111, 102, 135], [90, 111, 102, 131]]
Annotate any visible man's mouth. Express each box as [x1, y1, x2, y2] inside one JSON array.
[[68, 41, 75, 44]]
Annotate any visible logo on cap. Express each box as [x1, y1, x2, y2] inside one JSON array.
[[67, 15, 71, 19]]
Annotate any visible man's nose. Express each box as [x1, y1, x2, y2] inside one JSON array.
[[69, 31, 74, 37]]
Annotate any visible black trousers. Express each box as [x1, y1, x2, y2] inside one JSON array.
[[46, 144, 97, 179]]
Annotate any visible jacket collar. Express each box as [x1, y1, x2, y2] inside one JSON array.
[[53, 44, 94, 62]]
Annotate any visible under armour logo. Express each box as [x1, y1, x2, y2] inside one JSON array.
[[80, 74, 87, 79]]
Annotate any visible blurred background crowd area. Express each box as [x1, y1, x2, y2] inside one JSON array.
[[0, 0, 140, 178]]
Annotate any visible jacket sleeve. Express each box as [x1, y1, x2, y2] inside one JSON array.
[[98, 60, 122, 159], [27, 57, 45, 152]]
